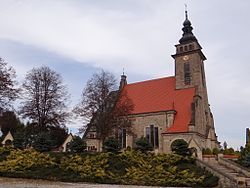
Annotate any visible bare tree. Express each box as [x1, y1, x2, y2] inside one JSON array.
[[0, 58, 18, 110], [74, 70, 134, 141], [20, 66, 69, 127], [74, 70, 117, 125]]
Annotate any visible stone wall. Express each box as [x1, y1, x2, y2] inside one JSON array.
[[162, 132, 205, 158], [127, 112, 168, 152]]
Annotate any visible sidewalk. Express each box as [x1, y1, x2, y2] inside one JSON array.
[[0, 177, 177, 188]]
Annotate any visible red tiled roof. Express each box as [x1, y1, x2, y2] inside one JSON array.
[[122, 76, 195, 133]]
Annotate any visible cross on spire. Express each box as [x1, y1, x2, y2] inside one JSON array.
[[185, 4, 188, 20]]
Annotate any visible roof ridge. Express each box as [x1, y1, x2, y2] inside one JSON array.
[[127, 76, 175, 86]]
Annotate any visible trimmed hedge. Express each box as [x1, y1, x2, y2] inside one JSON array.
[[0, 148, 218, 187]]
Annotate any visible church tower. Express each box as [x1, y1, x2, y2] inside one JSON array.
[[172, 10, 206, 94], [172, 10, 218, 149]]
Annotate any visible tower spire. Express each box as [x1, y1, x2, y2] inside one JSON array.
[[179, 6, 197, 44], [119, 68, 127, 90]]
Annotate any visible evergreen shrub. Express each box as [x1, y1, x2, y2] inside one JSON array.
[[202, 148, 212, 155], [135, 137, 153, 152], [103, 137, 120, 152], [67, 136, 86, 153], [0, 148, 218, 187], [171, 139, 191, 156]]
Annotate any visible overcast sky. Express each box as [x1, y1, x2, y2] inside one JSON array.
[[0, 0, 249, 149]]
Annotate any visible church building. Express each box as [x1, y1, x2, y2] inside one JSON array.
[[84, 11, 219, 157]]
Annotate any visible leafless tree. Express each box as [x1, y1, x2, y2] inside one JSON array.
[[74, 70, 134, 141], [19, 66, 69, 127], [0, 58, 18, 110], [74, 70, 117, 123]]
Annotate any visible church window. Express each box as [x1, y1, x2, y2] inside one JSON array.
[[184, 45, 188, 51], [180, 46, 183, 52], [118, 128, 126, 148], [146, 125, 159, 148], [201, 64, 205, 87], [205, 111, 208, 123], [184, 62, 191, 85]]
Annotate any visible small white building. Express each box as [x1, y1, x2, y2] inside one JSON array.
[[60, 133, 73, 152], [1, 131, 14, 147]]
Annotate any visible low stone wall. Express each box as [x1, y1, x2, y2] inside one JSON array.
[[196, 159, 238, 188]]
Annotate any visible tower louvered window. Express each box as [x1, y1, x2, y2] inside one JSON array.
[[184, 62, 191, 85]]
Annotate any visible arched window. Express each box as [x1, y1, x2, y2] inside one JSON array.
[[146, 125, 159, 148]]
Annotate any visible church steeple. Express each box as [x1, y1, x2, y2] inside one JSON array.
[[119, 69, 127, 91], [172, 8, 206, 90], [179, 7, 197, 44]]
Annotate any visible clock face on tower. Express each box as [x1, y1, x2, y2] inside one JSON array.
[[182, 55, 189, 61]]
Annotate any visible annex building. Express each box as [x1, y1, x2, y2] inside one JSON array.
[[84, 11, 219, 158]]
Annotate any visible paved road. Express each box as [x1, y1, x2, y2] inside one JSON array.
[[0, 177, 175, 188]]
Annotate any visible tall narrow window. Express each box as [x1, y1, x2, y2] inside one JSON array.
[[146, 127, 150, 142], [118, 129, 126, 148], [201, 64, 205, 87], [146, 125, 159, 148], [184, 62, 191, 85], [154, 127, 159, 147], [150, 125, 154, 146]]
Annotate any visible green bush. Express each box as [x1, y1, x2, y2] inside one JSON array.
[[171, 139, 191, 156], [212, 148, 220, 155], [223, 147, 235, 155], [60, 152, 110, 182], [67, 136, 86, 153], [135, 137, 153, 152], [13, 130, 26, 149], [202, 173, 219, 187], [238, 145, 250, 167], [0, 148, 218, 187], [32, 132, 53, 152], [0, 149, 55, 173], [103, 137, 120, 152], [241, 154, 250, 167], [202, 148, 212, 155], [0, 147, 13, 162]]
